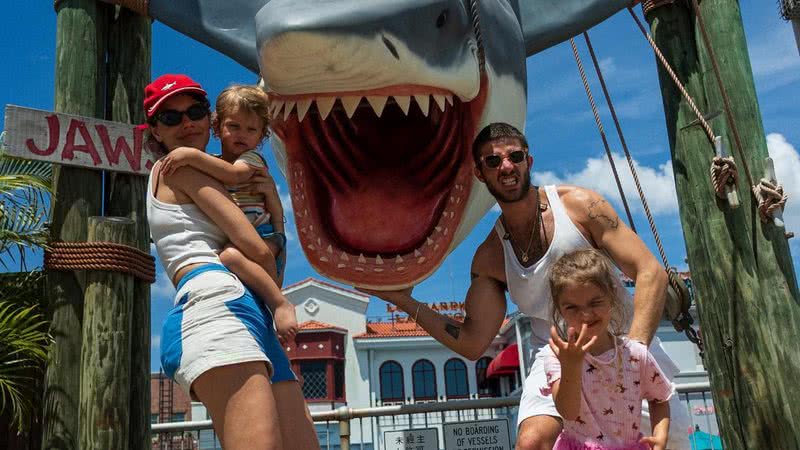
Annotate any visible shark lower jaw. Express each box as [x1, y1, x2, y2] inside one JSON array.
[[271, 80, 487, 289]]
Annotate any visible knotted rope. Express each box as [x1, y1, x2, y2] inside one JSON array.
[[45, 241, 156, 283], [710, 156, 739, 200], [752, 180, 788, 224]]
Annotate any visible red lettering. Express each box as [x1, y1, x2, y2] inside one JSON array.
[[62, 119, 101, 165], [449, 302, 459, 310], [25, 114, 60, 156], [96, 124, 142, 171]]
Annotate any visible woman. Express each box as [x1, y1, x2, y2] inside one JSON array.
[[145, 73, 318, 450]]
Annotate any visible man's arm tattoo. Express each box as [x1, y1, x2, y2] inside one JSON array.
[[587, 199, 619, 229], [445, 323, 461, 339]]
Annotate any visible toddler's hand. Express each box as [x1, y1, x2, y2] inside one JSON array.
[[274, 302, 298, 345], [548, 324, 597, 368], [639, 435, 667, 450], [161, 146, 199, 175]]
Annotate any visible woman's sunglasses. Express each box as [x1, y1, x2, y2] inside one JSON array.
[[481, 149, 528, 169], [155, 103, 210, 127]]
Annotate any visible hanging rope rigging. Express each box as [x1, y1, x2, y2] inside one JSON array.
[[569, 31, 701, 354]]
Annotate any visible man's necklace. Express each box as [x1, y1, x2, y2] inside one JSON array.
[[501, 187, 542, 264]]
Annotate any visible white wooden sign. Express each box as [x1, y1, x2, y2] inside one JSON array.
[[2, 104, 161, 175], [384, 427, 439, 450], [443, 419, 511, 450]]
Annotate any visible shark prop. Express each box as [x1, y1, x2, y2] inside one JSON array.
[[109, 0, 634, 289]]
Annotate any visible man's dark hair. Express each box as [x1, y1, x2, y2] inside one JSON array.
[[471, 123, 529, 166]]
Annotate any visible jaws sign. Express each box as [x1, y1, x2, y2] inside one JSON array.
[[2, 105, 160, 175]]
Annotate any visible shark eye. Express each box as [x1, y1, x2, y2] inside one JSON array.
[[436, 10, 448, 28]]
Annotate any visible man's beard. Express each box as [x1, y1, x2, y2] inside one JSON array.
[[485, 169, 532, 203]]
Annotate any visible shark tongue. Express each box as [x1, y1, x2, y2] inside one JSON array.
[[328, 178, 447, 254]]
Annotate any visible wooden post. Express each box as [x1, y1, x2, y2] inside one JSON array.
[[41, 1, 106, 449], [645, 1, 800, 449], [78, 217, 136, 450], [105, 6, 152, 450]]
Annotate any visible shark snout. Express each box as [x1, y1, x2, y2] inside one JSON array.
[[256, 0, 480, 100]]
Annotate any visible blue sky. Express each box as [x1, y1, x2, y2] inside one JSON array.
[[2, 2, 799, 371]]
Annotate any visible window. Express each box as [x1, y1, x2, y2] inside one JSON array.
[[445, 358, 469, 398], [300, 360, 328, 399], [412, 359, 437, 400], [334, 360, 345, 399], [151, 413, 159, 424], [476, 357, 500, 397], [171, 412, 185, 422], [380, 361, 404, 402]]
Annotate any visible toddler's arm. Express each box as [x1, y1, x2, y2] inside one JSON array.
[[641, 400, 670, 450], [162, 147, 260, 184]]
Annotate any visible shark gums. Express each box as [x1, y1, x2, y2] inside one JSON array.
[[109, 0, 633, 289]]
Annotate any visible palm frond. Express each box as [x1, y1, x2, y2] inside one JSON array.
[[0, 298, 51, 431]]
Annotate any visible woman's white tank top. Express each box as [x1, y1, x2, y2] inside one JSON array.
[[494, 185, 634, 345], [146, 162, 226, 282]]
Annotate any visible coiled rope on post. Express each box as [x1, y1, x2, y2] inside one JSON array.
[[45, 241, 156, 283]]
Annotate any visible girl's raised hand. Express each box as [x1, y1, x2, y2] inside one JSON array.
[[548, 324, 597, 368]]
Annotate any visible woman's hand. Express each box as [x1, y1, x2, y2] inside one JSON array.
[[639, 434, 667, 450], [549, 324, 597, 369], [274, 301, 298, 346], [161, 146, 201, 176]]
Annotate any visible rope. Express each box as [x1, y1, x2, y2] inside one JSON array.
[[469, 0, 486, 73], [752, 180, 788, 224], [576, 32, 703, 355], [45, 241, 156, 283], [710, 156, 739, 199], [627, 7, 716, 144], [568, 38, 637, 232], [688, 0, 755, 190], [641, 0, 677, 17]]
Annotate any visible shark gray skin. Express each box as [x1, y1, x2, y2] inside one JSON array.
[[120, 0, 633, 289]]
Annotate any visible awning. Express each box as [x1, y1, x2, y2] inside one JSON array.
[[486, 344, 520, 378]]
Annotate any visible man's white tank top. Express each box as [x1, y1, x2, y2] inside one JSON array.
[[494, 185, 634, 346], [146, 162, 226, 282]]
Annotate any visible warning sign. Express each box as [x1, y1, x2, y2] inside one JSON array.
[[384, 428, 439, 450], [443, 419, 511, 450]]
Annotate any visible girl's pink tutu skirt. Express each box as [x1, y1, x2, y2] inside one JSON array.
[[554, 433, 650, 450]]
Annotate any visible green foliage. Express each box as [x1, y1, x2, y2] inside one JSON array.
[[0, 133, 53, 431], [0, 131, 53, 270], [0, 272, 50, 432]]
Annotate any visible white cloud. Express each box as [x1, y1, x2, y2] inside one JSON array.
[[151, 334, 161, 350], [534, 152, 678, 215], [766, 133, 800, 232]]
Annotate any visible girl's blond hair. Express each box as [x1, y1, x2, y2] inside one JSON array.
[[548, 248, 629, 338], [212, 84, 271, 142]]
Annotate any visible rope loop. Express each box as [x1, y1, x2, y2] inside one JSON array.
[[752, 180, 788, 224], [45, 241, 156, 283], [709, 156, 739, 200]]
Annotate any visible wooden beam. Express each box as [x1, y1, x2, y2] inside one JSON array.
[[104, 6, 153, 450], [645, 1, 800, 448], [78, 217, 136, 450], [41, 2, 106, 448]]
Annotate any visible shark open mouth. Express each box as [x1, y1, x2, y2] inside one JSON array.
[[270, 79, 487, 288]]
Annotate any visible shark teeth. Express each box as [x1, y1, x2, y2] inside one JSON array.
[[274, 92, 454, 122]]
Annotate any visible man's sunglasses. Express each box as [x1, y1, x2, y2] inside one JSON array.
[[480, 149, 528, 169], [155, 103, 210, 127]]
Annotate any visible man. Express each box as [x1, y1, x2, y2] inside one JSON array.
[[362, 123, 689, 450]]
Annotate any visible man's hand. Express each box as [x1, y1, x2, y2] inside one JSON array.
[[273, 301, 298, 346], [548, 324, 597, 368], [161, 146, 200, 176], [357, 286, 414, 306]]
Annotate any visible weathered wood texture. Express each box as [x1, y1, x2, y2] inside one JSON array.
[[78, 217, 135, 450], [646, 1, 800, 449], [105, 6, 152, 450], [41, 2, 106, 449]]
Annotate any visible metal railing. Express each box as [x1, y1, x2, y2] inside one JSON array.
[[152, 381, 715, 450]]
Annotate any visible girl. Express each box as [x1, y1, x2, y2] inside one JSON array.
[[543, 249, 672, 450], [158, 84, 296, 344], [145, 74, 318, 450]]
